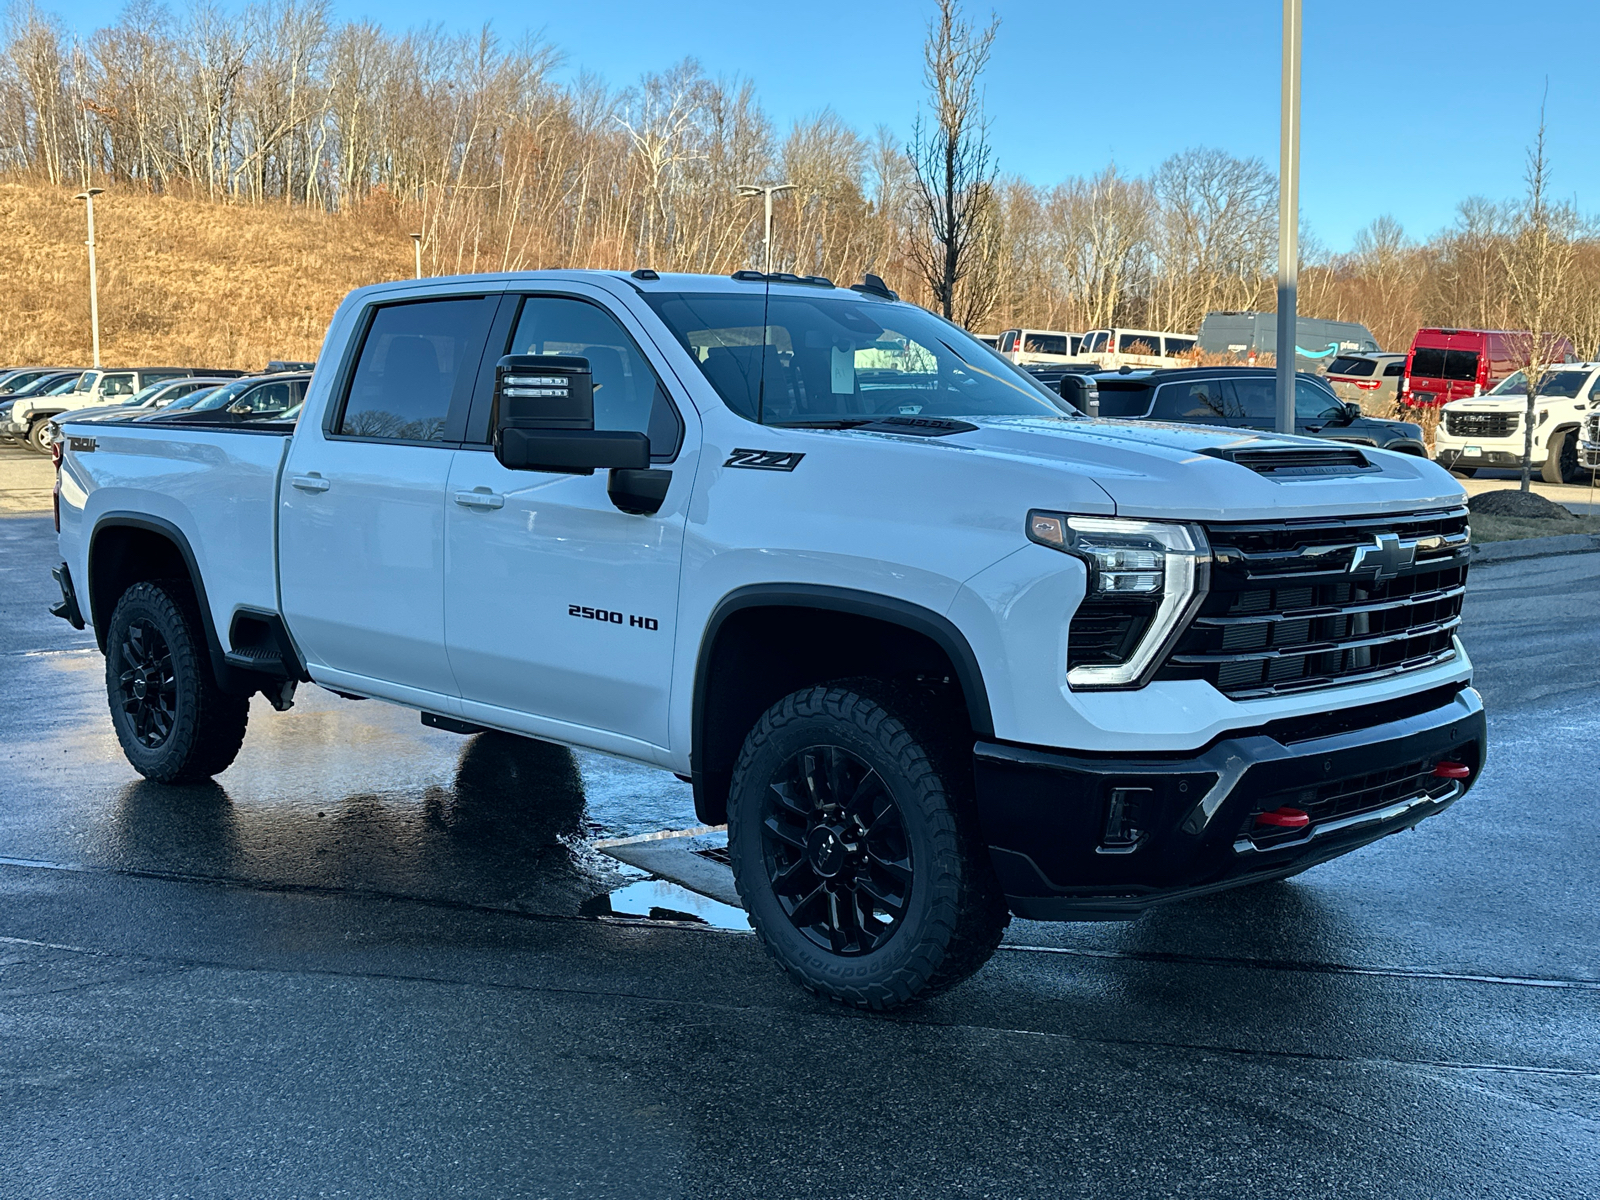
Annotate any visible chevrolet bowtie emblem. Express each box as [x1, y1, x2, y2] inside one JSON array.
[[1349, 533, 1415, 582]]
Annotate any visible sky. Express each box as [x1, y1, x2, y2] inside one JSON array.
[[58, 0, 1600, 253]]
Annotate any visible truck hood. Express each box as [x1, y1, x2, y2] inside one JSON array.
[[899, 416, 1465, 521], [1445, 394, 1584, 412]]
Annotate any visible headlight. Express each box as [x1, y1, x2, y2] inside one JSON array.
[[1027, 512, 1210, 689]]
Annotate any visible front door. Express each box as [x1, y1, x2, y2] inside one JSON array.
[[279, 292, 498, 705], [443, 290, 695, 753]]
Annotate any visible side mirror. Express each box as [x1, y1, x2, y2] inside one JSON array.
[[492, 354, 650, 474], [1057, 373, 1100, 417], [1342, 401, 1361, 423]]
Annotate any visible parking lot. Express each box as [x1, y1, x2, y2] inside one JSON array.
[[2, 441, 1598, 1198]]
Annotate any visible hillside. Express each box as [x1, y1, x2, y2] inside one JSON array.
[[0, 183, 417, 370]]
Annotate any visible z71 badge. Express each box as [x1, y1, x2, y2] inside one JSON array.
[[725, 448, 804, 472]]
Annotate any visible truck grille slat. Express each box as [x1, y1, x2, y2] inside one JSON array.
[[1158, 508, 1470, 698]]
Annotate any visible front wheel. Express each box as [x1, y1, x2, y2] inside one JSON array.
[[105, 580, 249, 783], [26, 418, 54, 454], [1542, 429, 1583, 484], [727, 684, 1008, 1010]]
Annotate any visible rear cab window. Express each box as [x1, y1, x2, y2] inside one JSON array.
[[336, 296, 497, 443], [1327, 356, 1375, 377], [1095, 380, 1156, 417]]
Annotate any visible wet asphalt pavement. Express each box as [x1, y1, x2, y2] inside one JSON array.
[[2, 480, 1598, 1197]]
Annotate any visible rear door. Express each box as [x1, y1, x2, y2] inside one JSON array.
[[278, 291, 498, 706], [442, 286, 696, 753]]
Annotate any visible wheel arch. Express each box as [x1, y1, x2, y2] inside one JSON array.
[[87, 513, 253, 695], [690, 584, 994, 826]]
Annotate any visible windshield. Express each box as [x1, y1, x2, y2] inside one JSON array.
[[641, 291, 1066, 425], [1491, 369, 1590, 397], [183, 377, 256, 411]]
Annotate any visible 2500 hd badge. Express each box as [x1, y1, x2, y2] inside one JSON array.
[[569, 604, 659, 630]]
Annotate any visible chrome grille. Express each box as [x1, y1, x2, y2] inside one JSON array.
[[1158, 508, 1469, 699], [1444, 410, 1517, 438]]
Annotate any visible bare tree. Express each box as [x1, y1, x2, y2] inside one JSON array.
[[1500, 97, 1576, 492], [906, 0, 997, 323]]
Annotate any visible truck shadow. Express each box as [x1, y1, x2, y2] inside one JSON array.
[[106, 731, 630, 914]]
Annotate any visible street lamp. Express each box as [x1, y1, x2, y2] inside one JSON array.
[[410, 232, 423, 279], [736, 183, 794, 275], [1275, 0, 1302, 434], [73, 187, 105, 368]]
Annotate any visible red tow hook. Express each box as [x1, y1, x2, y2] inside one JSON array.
[[1255, 807, 1310, 829], [1432, 762, 1471, 780]]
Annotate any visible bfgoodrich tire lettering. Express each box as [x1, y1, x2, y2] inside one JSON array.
[[727, 683, 1008, 1010], [105, 580, 249, 783]]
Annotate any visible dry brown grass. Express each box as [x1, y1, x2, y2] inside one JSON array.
[[0, 182, 420, 370]]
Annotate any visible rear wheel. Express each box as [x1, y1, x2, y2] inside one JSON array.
[[727, 683, 1008, 1010], [105, 580, 249, 783], [1542, 429, 1582, 484]]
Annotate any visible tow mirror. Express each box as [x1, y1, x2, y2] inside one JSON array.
[[492, 355, 649, 475], [1057, 373, 1099, 417], [1342, 401, 1362, 423]]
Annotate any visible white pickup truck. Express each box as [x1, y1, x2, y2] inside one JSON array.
[[50, 269, 1486, 1009], [1433, 362, 1600, 483]]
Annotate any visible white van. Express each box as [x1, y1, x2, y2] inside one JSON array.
[[998, 329, 1082, 365], [1077, 328, 1196, 369]]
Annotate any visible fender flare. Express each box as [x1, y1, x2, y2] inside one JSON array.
[[690, 582, 996, 772], [88, 511, 254, 694]]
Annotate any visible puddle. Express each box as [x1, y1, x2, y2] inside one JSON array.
[[581, 877, 750, 931]]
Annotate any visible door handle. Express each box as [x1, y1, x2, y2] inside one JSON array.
[[290, 474, 330, 493], [453, 490, 505, 510]]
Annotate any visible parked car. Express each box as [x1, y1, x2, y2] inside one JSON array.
[[1076, 328, 1195, 369], [0, 374, 85, 445], [1579, 409, 1600, 474], [142, 372, 310, 423], [998, 328, 1082, 364], [1399, 328, 1576, 408], [1197, 312, 1379, 369], [4, 366, 245, 452], [0, 367, 83, 396], [52, 268, 1482, 1011], [45, 378, 235, 438], [1432, 362, 1600, 482], [1323, 352, 1407, 411], [1088, 366, 1429, 456]]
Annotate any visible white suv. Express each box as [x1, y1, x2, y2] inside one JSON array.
[[1433, 362, 1600, 482]]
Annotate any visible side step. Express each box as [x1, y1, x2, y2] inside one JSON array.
[[421, 712, 488, 735]]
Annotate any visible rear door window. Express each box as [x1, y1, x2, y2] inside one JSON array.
[[1083, 331, 1110, 353], [339, 296, 496, 442], [1025, 334, 1068, 355], [1295, 377, 1345, 422], [1149, 379, 1232, 422], [1442, 350, 1480, 381], [1410, 347, 1446, 378], [1228, 375, 1278, 422], [100, 373, 136, 397], [1383, 361, 1404, 376], [1163, 337, 1195, 356]]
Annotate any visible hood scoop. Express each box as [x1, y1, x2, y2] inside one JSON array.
[[1200, 445, 1375, 477]]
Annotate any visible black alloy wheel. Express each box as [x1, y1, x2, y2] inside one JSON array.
[[116, 619, 178, 748], [104, 580, 250, 783], [727, 683, 1009, 1010], [1543, 428, 1583, 485], [761, 744, 914, 956]]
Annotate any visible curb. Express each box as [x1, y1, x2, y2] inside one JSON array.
[[1471, 531, 1600, 564]]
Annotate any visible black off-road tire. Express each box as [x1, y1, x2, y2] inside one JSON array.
[[105, 580, 249, 783], [727, 682, 1009, 1010], [1542, 429, 1581, 485]]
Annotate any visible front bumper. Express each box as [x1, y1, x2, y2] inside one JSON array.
[[973, 685, 1485, 920], [1434, 446, 1541, 470]]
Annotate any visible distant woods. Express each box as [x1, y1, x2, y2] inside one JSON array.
[[4, 0, 1600, 352]]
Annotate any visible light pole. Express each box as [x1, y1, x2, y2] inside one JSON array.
[[74, 187, 105, 368], [410, 232, 423, 279], [736, 183, 794, 274], [1275, 0, 1302, 434]]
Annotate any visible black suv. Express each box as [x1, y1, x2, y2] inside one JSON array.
[[1037, 365, 1429, 456]]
